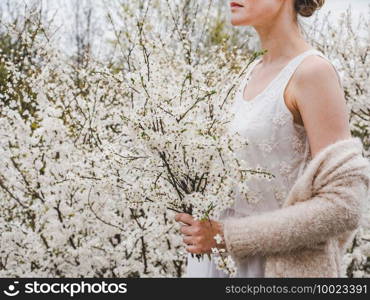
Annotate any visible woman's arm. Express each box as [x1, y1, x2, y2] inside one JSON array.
[[290, 55, 351, 156], [222, 56, 369, 260], [223, 175, 367, 259]]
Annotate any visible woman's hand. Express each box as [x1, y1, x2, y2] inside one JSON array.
[[175, 213, 225, 254]]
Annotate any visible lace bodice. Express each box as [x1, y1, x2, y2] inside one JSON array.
[[185, 48, 342, 278]]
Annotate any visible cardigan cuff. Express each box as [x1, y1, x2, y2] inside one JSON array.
[[221, 216, 259, 261]]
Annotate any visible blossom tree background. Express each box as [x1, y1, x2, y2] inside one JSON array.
[[0, 0, 369, 277]]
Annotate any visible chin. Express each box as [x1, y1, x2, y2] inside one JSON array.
[[230, 15, 252, 26], [231, 19, 245, 26]]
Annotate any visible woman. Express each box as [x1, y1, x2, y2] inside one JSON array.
[[175, 0, 354, 277]]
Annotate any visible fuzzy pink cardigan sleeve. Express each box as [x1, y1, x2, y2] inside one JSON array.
[[222, 138, 370, 261]]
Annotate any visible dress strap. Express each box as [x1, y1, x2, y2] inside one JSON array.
[[276, 49, 343, 96], [238, 56, 263, 93]]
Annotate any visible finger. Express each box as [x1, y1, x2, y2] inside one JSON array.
[[180, 225, 193, 235], [186, 245, 202, 255], [183, 236, 194, 245], [175, 213, 194, 225]]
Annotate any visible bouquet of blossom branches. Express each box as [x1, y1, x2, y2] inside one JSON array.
[[103, 33, 273, 275]]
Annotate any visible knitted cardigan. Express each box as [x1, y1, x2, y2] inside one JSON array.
[[222, 137, 370, 277]]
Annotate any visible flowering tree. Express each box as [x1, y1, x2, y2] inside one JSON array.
[[0, 0, 369, 278]]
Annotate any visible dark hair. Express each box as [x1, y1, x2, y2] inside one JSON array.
[[294, 0, 325, 17]]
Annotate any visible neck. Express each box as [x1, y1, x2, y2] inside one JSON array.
[[253, 16, 312, 64]]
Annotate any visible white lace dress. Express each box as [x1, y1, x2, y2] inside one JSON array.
[[184, 48, 343, 278]]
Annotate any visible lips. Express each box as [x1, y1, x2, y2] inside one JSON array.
[[230, 2, 244, 8]]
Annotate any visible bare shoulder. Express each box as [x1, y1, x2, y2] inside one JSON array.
[[284, 55, 342, 126], [286, 54, 344, 112], [293, 55, 341, 89]]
